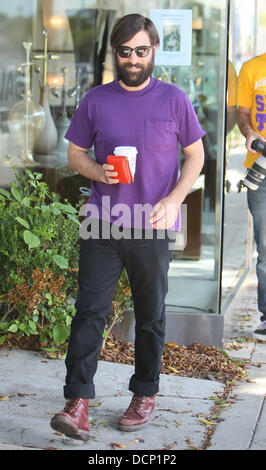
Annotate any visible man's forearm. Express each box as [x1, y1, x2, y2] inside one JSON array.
[[237, 107, 265, 152], [226, 106, 237, 134], [68, 146, 103, 182], [168, 139, 204, 205], [67, 143, 119, 184], [237, 108, 254, 138], [149, 139, 204, 229]]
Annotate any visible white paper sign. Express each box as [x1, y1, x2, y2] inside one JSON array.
[[150, 9, 192, 66]]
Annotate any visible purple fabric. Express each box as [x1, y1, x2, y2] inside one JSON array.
[[65, 77, 205, 231]]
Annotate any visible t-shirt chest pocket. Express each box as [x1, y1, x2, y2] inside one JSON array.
[[145, 119, 177, 151]]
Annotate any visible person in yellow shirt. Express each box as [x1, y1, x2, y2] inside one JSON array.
[[225, 60, 238, 193], [227, 60, 238, 134], [237, 53, 266, 339]]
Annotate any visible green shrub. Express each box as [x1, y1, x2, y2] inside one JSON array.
[[0, 168, 80, 347], [0, 168, 133, 353]]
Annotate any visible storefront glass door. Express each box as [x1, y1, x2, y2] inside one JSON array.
[[0, 0, 229, 320], [150, 1, 228, 316]]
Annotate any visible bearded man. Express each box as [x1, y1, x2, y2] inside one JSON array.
[[50, 13, 205, 441]]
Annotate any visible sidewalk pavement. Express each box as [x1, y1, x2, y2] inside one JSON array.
[[211, 266, 266, 450], [0, 266, 265, 452], [0, 147, 265, 452]]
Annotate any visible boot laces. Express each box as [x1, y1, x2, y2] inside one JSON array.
[[64, 398, 82, 414], [128, 395, 146, 414]]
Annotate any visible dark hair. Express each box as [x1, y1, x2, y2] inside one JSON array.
[[110, 13, 160, 49]]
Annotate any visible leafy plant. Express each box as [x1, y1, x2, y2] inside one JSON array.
[[0, 168, 80, 347], [0, 168, 133, 353]]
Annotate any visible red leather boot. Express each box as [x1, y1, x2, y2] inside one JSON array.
[[118, 394, 156, 431], [50, 398, 90, 441]]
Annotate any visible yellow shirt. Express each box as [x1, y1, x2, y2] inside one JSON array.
[[237, 53, 266, 167], [227, 60, 238, 107]]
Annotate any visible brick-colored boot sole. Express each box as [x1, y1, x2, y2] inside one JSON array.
[[50, 414, 90, 441], [118, 394, 156, 432], [118, 411, 155, 432]]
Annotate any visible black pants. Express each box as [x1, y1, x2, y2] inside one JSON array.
[[64, 222, 173, 399]]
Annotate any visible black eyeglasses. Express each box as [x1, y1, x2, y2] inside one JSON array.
[[115, 45, 153, 58]]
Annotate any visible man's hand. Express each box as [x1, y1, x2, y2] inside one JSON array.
[[101, 164, 119, 184], [67, 142, 119, 184], [149, 138, 204, 230], [237, 107, 266, 154], [245, 130, 266, 154], [149, 197, 179, 230]]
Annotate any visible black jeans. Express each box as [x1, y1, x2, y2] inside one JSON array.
[[247, 178, 266, 321], [64, 222, 173, 399]]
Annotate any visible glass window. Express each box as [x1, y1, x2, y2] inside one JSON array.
[[0, 0, 228, 317], [222, 0, 256, 307], [150, 1, 228, 316]]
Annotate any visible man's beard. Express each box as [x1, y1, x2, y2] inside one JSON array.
[[114, 52, 155, 87]]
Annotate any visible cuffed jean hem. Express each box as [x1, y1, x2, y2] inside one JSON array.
[[129, 374, 159, 396], [63, 383, 95, 399]]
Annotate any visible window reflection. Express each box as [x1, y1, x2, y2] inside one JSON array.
[[222, 0, 256, 305], [0, 0, 228, 315]]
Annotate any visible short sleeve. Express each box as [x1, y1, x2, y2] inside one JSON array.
[[237, 64, 252, 109], [65, 94, 94, 149], [227, 61, 238, 107], [178, 93, 206, 148]]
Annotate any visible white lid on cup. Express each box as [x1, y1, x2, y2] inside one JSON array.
[[114, 146, 138, 156]]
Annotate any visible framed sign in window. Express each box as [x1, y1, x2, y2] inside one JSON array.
[[150, 9, 192, 66]]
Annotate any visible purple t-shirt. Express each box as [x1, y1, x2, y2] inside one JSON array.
[[65, 77, 205, 231]]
